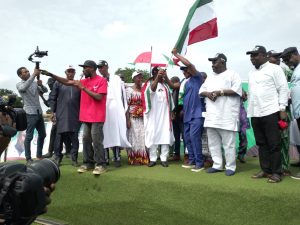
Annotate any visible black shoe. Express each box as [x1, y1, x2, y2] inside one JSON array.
[[237, 154, 246, 163], [148, 161, 156, 167], [161, 161, 168, 167], [43, 152, 53, 158], [115, 160, 121, 168], [290, 161, 300, 167]]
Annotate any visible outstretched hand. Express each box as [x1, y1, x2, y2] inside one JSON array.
[[40, 69, 52, 76]]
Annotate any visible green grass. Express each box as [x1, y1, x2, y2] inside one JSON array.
[[38, 155, 300, 225]]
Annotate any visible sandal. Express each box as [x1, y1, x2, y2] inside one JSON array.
[[267, 174, 281, 183]]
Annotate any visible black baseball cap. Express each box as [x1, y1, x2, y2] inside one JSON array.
[[280, 47, 298, 58], [98, 60, 108, 67], [78, 60, 97, 69], [267, 50, 282, 58], [208, 53, 227, 62], [246, 45, 267, 55]]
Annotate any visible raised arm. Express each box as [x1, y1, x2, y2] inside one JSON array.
[[40, 70, 74, 86], [172, 48, 198, 75]]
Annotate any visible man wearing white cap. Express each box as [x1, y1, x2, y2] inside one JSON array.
[[48, 65, 81, 167]]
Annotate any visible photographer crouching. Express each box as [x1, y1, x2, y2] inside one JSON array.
[[16, 67, 48, 165]]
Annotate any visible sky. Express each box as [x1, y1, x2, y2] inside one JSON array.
[[0, 0, 299, 96]]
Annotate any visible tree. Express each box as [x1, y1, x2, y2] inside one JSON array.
[[0, 89, 23, 108], [115, 67, 150, 83]]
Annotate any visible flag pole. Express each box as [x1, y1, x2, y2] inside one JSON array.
[[149, 46, 153, 78]]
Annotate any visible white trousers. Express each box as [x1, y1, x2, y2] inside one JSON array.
[[207, 128, 237, 171], [149, 144, 169, 162]]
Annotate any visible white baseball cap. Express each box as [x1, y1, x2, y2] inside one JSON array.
[[65, 65, 75, 71], [132, 71, 142, 79]]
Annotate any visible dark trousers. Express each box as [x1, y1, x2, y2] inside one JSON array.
[[251, 112, 281, 174], [172, 119, 183, 156], [82, 122, 105, 167], [47, 123, 57, 154], [24, 114, 46, 160], [184, 118, 204, 167], [54, 132, 79, 162]]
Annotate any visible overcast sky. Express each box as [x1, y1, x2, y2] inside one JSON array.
[[0, 0, 299, 95]]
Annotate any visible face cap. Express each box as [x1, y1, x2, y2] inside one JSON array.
[[78, 60, 97, 70], [208, 53, 227, 62], [246, 45, 267, 55]]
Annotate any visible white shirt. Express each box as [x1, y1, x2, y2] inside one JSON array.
[[247, 62, 289, 117], [199, 69, 242, 131]]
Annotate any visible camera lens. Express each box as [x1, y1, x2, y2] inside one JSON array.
[[28, 159, 60, 187]]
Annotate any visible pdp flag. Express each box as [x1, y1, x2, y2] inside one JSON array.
[[174, 0, 218, 55]]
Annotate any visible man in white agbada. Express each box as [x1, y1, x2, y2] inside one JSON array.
[[199, 53, 242, 176], [98, 60, 131, 167], [142, 67, 175, 167]]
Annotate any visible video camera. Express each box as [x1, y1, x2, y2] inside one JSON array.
[[28, 46, 48, 69], [0, 159, 60, 225]]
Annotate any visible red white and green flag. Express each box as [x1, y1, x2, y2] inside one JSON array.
[[175, 0, 218, 55]]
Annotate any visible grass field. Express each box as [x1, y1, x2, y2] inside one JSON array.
[[37, 154, 300, 225]]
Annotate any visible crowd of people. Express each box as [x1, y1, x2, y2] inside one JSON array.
[[15, 45, 300, 182]]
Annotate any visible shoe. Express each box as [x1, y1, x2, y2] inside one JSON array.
[[206, 168, 222, 173], [290, 172, 300, 180], [42, 152, 52, 158], [115, 160, 121, 168], [72, 161, 80, 167], [267, 174, 281, 183], [225, 169, 235, 176], [148, 161, 156, 167], [169, 155, 181, 161], [282, 170, 292, 176], [290, 161, 300, 167], [161, 161, 168, 167], [92, 166, 107, 175], [78, 165, 88, 173], [237, 154, 246, 163], [191, 167, 204, 172], [251, 171, 271, 179], [26, 159, 34, 166], [182, 163, 195, 169]]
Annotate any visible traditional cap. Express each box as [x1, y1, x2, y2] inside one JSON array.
[[132, 71, 142, 79], [78, 60, 97, 69], [246, 45, 267, 55], [98, 60, 108, 67], [280, 47, 298, 58], [208, 53, 227, 62]]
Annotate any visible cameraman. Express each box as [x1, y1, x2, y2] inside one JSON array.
[[16, 67, 48, 165]]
